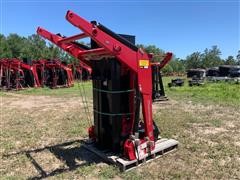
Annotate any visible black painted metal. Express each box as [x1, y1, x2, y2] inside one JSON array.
[[22, 58, 35, 87], [23, 69, 35, 87], [90, 34, 136, 152], [96, 23, 138, 51], [152, 66, 166, 101], [91, 58, 132, 152], [133, 83, 140, 136]]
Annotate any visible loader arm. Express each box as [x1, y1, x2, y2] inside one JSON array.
[[37, 11, 178, 166], [37, 10, 155, 142], [150, 52, 173, 69]]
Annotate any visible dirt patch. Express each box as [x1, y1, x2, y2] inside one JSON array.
[[152, 99, 178, 111], [197, 126, 227, 135], [234, 141, 240, 147], [30, 149, 66, 173], [1, 92, 240, 179], [1, 94, 93, 114]]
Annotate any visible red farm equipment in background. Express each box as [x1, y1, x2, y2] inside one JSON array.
[[0, 58, 40, 90], [32, 59, 74, 88], [0, 58, 80, 90], [68, 61, 92, 80], [37, 10, 178, 171]]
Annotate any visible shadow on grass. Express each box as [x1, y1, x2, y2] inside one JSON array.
[[3, 139, 103, 179]]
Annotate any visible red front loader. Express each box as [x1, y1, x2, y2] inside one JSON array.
[[37, 10, 178, 171]]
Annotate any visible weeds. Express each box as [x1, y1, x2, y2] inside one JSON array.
[[1, 78, 240, 179], [15, 81, 93, 97], [165, 77, 240, 106]]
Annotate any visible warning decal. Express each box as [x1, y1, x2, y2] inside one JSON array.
[[139, 60, 149, 68]]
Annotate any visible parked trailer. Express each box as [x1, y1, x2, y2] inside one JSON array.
[[187, 69, 206, 86], [206, 65, 240, 83]]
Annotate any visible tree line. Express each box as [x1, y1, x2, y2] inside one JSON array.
[[139, 44, 240, 74], [0, 33, 74, 63], [1, 33, 239, 74]]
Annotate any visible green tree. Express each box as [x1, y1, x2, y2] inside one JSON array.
[[225, 56, 236, 65], [236, 50, 240, 65], [45, 44, 61, 59], [201, 45, 223, 68], [168, 58, 185, 73], [0, 34, 12, 58], [162, 64, 173, 74], [6, 33, 26, 58], [137, 44, 165, 62], [20, 34, 48, 59], [185, 52, 202, 69]]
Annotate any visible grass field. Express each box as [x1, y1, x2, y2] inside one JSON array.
[[0, 78, 240, 179]]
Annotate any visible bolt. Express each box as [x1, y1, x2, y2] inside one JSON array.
[[92, 29, 98, 36], [69, 13, 73, 18], [113, 45, 121, 52]]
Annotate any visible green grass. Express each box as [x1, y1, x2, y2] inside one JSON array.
[[209, 118, 222, 127], [0, 90, 8, 96], [2, 77, 239, 106], [1, 77, 240, 179], [15, 81, 92, 97], [163, 77, 240, 106]]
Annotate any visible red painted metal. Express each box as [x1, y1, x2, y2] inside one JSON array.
[[124, 140, 136, 160], [151, 52, 173, 69], [88, 126, 95, 139], [0, 58, 40, 90], [32, 59, 74, 88], [68, 62, 92, 80], [0, 58, 86, 90], [58, 33, 88, 44], [37, 10, 173, 160]]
